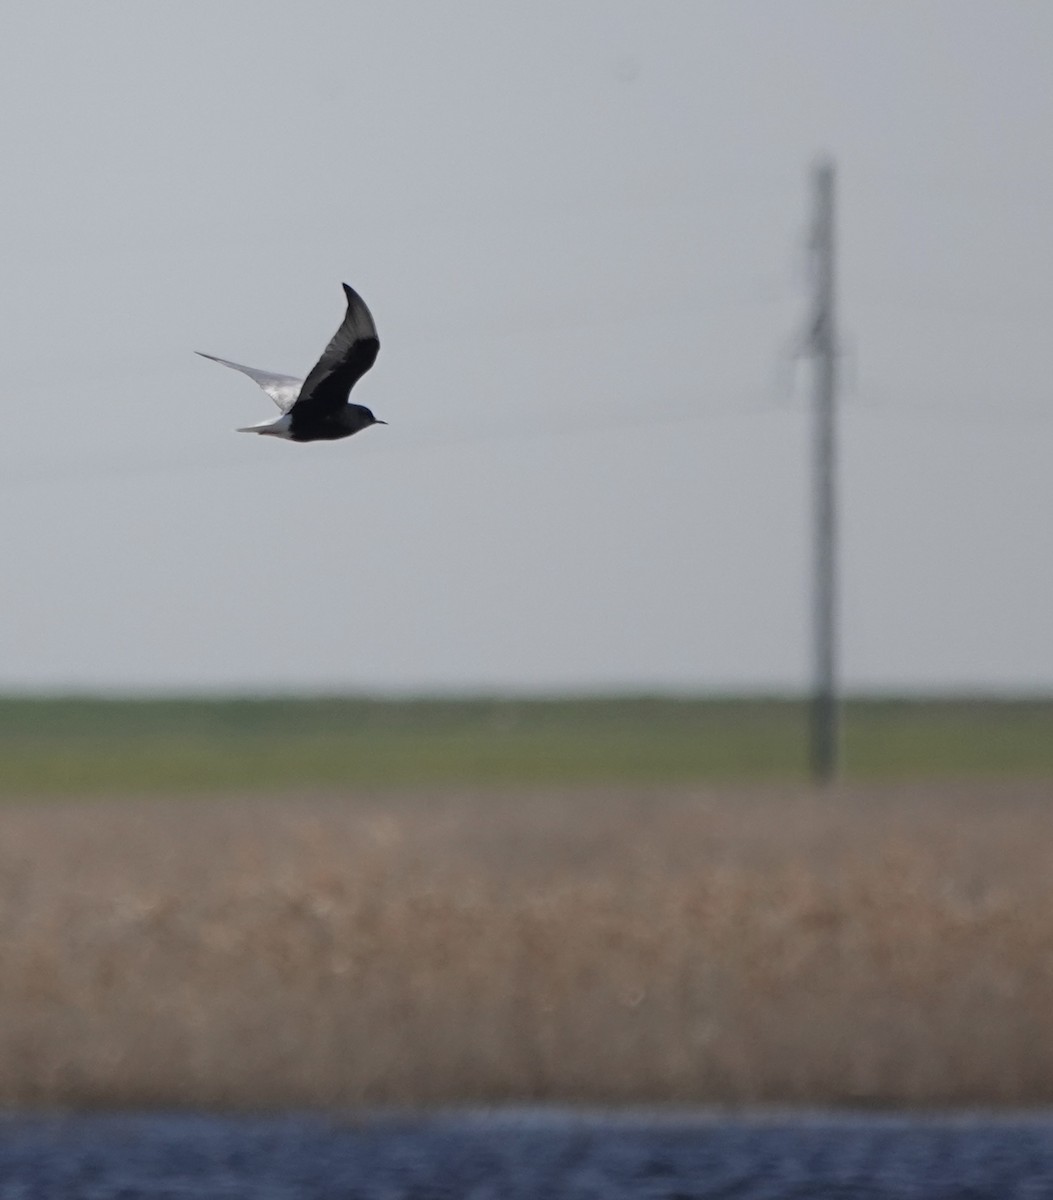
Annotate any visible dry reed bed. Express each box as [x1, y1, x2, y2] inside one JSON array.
[[0, 781, 1051, 1109]]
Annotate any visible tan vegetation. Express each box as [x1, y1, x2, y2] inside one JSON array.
[[1, 781, 1052, 1109]]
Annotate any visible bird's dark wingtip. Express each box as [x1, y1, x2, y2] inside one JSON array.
[[342, 282, 365, 306]]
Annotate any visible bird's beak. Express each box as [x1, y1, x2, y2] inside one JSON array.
[[375, 419, 388, 425]]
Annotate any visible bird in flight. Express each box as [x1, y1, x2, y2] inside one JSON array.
[[197, 283, 385, 442]]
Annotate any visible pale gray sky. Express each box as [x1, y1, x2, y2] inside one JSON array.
[[2, 1, 1051, 694]]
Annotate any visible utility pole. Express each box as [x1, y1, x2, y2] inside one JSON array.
[[808, 157, 839, 783]]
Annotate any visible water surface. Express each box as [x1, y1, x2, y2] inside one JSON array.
[[2, 1110, 1053, 1198]]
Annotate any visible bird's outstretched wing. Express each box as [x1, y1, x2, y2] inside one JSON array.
[[291, 284, 380, 417], [195, 352, 304, 412]]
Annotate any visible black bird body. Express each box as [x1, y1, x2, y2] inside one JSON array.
[[197, 283, 385, 443], [288, 401, 378, 442]]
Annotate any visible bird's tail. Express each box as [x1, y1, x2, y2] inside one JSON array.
[[236, 412, 293, 438]]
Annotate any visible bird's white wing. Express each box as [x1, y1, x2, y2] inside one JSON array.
[[195, 352, 304, 412]]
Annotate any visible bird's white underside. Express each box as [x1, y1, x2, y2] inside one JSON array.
[[236, 411, 295, 438]]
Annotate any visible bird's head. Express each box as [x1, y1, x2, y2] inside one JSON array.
[[342, 403, 387, 436]]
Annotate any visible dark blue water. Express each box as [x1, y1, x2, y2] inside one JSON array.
[[2, 1110, 1053, 1199]]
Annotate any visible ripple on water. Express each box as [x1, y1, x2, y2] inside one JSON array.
[[1, 1111, 1053, 1198]]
